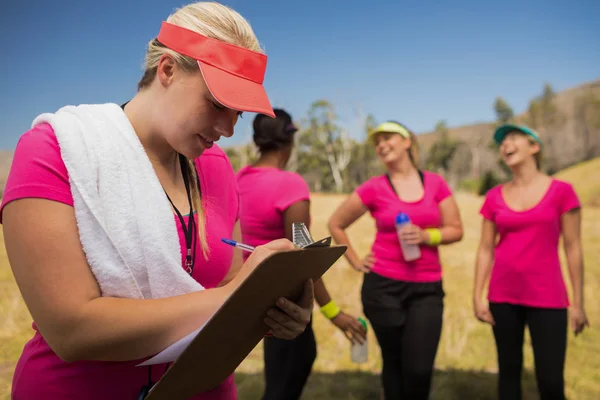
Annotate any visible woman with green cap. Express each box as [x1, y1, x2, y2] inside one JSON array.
[[329, 120, 464, 400], [473, 124, 589, 400]]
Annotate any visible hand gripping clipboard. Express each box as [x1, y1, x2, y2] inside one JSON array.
[[145, 243, 347, 400]]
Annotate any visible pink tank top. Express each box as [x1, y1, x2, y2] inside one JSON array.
[[0, 123, 240, 400]]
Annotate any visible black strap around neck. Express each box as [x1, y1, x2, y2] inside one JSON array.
[[386, 170, 425, 197]]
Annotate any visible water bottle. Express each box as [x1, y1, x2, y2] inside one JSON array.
[[396, 212, 421, 262], [351, 317, 369, 363]]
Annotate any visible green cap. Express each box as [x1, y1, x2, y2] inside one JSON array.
[[358, 317, 368, 332], [493, 123, 542, 146]]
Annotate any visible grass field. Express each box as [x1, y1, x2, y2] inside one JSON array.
[[1, 169, 600, 399]]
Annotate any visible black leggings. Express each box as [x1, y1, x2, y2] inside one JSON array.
[[489, 303, 568, 400], [261, 318, 317, 400], [362, 273, 444, 400]]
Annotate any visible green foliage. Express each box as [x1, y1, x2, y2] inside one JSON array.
[[478, 170, 501, 196], [493, 97, 514, 124], [458, 178, 479, 193], [425, 120, 458, 173]]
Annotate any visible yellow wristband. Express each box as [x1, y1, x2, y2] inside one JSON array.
[[426, 228, 442, 246], [320, 300, 341, 320]]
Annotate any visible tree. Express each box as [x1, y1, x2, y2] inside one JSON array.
[[447, 141, 472, 188], [346, 113, 383, 191], [425, 120, 458, 175], [478, 170, 501, 196], [494, 97, 514, 124], [299, 100, 352, 193]]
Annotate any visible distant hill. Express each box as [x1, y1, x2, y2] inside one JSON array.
[[554, 157, 600, 207], [416, 79, 600, 182]]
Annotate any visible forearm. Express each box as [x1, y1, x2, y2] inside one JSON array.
[[565, 243, 585, 308], [473, 249, 494, 302], [329, 226, 361, 268], [438, 225, 463, 245], [60, 286, 231, 362], [314, 278, 332, 307]]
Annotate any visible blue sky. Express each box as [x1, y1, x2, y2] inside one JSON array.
[[0, 0, 598, 149]]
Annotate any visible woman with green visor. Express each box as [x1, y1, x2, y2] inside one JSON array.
[[329, 120, 464, 399], [474, 124, 589, 400]]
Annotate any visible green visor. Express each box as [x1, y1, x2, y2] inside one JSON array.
[[493, 123, 542, 146]]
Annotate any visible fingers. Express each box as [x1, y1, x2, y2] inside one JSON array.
[[271, 280, 313, 325], [264, 297, 311, 340], [353, 254, 375, 273], [475, 310, 495, 325], [400, 229, 422, 244], [264, 238, 296, 251], [347, 320, 367, 344], [354, 263, 372, 273], [332, 314, 367, 344], [264, 315, 302, 340]]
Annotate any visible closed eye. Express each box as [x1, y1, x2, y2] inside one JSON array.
[[211, 101, 243, 118]]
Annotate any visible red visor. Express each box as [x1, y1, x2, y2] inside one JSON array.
[[157, 21, 274, 117]]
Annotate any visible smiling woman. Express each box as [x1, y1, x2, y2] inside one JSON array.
[[328, 120, 464, 400], [474, 123, 589, 400], [0, 2, 314, 400]]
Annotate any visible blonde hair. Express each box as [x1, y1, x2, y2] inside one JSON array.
[[406, 130, 419, 168], [139, 2, 263, 259]]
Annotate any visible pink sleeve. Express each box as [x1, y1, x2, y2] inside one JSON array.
[[433, 175, 453, 203], [355, 179, 376, 209], [274, 173, 310, 212], [559, 182, 581, 214], [479, 188, 497, 221], [0, 123, 73, 223]]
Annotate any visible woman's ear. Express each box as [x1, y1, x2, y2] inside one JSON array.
[[156, 54, 177, 88], [529, 141, 541, 156]]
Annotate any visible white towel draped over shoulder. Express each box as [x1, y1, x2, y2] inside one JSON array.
[[32, 103, 204, 299]]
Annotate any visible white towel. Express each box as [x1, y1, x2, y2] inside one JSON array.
[[32, 103, 204, 299]]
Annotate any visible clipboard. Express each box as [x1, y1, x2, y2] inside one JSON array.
[[145, 243, 347, 400]]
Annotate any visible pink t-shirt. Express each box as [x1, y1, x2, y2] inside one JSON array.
[[356, 171, 452, 282], [0, 123, 240, 400], [236, 166, 310, 261], [480, 179, 580, 309]]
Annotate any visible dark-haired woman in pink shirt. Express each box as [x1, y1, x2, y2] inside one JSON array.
[[328, 121, 464, 400], [474, 124, 589, 400]]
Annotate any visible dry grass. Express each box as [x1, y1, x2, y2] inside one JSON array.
[[1, 190, 600, 399], [555, 157, 600, 206]]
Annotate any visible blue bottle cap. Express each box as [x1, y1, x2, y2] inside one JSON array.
[[396, 212, 410, 224]]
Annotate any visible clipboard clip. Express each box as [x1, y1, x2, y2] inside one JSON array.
[[292, 222, 332, 249]]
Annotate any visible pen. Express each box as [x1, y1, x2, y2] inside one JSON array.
[[221, 238, 255, 253]]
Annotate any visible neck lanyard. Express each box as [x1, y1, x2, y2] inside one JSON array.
[[165, 154, 197, 275]]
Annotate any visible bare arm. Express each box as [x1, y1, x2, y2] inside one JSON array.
[[435, 196, 464, 244], [562, 208, 589, 334], [473, 219, 496, 306], [327, 192, 371, 272], [2, 199, 296, 362], [218, 221, 243, 287]]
